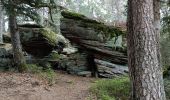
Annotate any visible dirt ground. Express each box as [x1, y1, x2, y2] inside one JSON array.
[[0, 71, 97, 100]]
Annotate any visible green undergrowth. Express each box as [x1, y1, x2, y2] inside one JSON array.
[[90, 77, 170, 100], [90, 77, 130, 100], [0, 64, 56, 85], [27, 64, 56, 85], [47, 51, 59, 61]]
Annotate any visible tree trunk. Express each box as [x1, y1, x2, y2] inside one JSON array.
[[153, 0, 166, 99], [0, 3, 3, 43], [9, 12, 27, 72], [127, 0, 166, 100]]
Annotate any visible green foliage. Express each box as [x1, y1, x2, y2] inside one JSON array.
[[18, 63, 28, 72], [1, 0, 57, 23], [161, 33, 170, 77], [162, 16, 170, 35], [0, 61, 55, 83], [90, 77, 170, 100], [48, 51, 59, 61], [26, 64, 43, 74], [40, 67, 55, 86], [90, 77, 130, 100], [27, 64, 56, 85]]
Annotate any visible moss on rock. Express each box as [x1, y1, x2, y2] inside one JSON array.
[[61, 10, 125, 39], [40, 28, 57, 46], [81, 22, 125, 37], [61, 10, 100, 24], [19, 24, 58, 57], [47, 51, 59, 61]]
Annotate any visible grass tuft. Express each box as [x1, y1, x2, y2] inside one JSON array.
[[27, 64, 56, 85], [90, 77, 130, 100]]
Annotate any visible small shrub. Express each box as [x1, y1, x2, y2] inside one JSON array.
[[27, 64, 43, 74], [48, 51, 59, 60], [27, 64, 56, 85], [40, 67, 56, 85], [90, 77, 130, 100]]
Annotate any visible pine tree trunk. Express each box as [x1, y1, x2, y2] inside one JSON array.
[[127, 0, 166, 99], [153, 1, 166, 99], [0, 3, 3, 43], [9, 13, 27, 72]]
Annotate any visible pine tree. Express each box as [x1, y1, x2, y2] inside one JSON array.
[[127, 0, 166, 99]]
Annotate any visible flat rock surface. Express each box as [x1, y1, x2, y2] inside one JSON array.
[[0, 71, 97, 100]]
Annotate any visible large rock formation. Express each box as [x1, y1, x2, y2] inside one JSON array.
[[61, 11, 125, 42], [59, 11, 128, 77], [18, 24, 67, 57], [60, 10, 127, 65], [16, 10, 128, 78], [0, 43, 12, 67]]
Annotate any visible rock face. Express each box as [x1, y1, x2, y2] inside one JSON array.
[[61, 11, 125, 42], [95, 59, 128, 78], [59, 11, 128, 77], [0, 43, 12, 67], [3, 34, 11, 43], [53, 52, 128, 78], [19, 24, 67, 57], [60, 11, 127, 65], [15, 11, 128, 78], [57, 52, 90, 75]]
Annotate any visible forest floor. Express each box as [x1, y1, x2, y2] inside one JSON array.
[[0, 71, 97, 100]]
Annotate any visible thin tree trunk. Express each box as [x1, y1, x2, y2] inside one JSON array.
[[9, 12, 27, 72], [153, 0, 166, 99], [127, 0, 166, 99], [0, 3, 3, 43]]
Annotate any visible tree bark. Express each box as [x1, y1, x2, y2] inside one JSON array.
[[153, 0, 166, 99], [127, 0, 166, 100], [0, 2, 3, 43], [9, 10, 27, 72]]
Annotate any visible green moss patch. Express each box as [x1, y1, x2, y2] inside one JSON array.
[[40, 28, 57, 46], [81, 22, 125, 37], [61, 10, 100, 24], [19, 24, 58, 57], [61, 10, 125, 38]]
